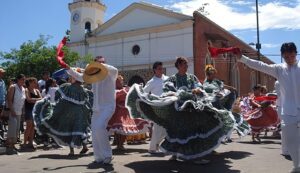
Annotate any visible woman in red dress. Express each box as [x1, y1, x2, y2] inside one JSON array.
[[243, 85, 279, 142], [107, 75, 150, 150]]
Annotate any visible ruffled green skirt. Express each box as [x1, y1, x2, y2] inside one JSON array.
[[126, 84, 235, 160], [33, 83, 92, 148], [232, 112, 251, 137]]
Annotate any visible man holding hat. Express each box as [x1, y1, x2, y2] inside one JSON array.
[[66, 56, 118, 164]]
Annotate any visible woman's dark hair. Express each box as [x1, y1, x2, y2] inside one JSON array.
[[175, 57, 188, 69], [45, 78, 55, 94], [56, 78, 67, 86], [128, 75, 145, 87], [281, 42, 297, 54], [16, 74, 25, 81], [25, 77, 37, 88], [252, 84, 262, 91], [9, 78, 16, 83]]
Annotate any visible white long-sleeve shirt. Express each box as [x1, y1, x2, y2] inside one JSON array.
[[91, 64, 118, 111], [240, 55, 300, 116], [67, 64, 118, 112], [143, 74, 169, 96]]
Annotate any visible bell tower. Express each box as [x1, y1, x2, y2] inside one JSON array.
[[69, 0, 106, 42]]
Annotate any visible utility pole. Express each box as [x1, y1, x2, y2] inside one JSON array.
[[256, 0, 261, 84]]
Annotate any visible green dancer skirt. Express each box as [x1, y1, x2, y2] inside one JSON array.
[[33, 83, 92, 148], [126, 84, 235, 160]]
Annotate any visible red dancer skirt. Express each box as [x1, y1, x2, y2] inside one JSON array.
[[243, 106, 279, 134]]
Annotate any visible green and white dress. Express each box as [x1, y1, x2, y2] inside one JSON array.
[[203, 79, 250, 137], [33, 83, 92, 148], [202, 78, 235, 110], [126, 73, 235, 160]]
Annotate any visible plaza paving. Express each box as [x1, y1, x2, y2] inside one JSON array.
[[0, 133, 293, 173]]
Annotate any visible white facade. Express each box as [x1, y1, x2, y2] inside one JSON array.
[[68, 2, 194, 75], [99, 8, 184, 35]]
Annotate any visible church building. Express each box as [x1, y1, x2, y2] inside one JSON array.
[[67, 0, 275, 95]]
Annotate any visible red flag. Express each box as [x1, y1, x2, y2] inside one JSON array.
[[56, 37, 68, 68], [208, 47, 240, 58], [254, 96, 277, 102]]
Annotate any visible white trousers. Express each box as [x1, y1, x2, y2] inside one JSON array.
[[7, 114, 21, 142], [277, 106, 289, 155], [91, 107, 115, 162], [281, 128, 289, 155], [149, 122, 167, 151], [282, 114, 300, 170]]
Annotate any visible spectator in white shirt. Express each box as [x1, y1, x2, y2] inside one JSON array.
[[38, 71, 50, 91]]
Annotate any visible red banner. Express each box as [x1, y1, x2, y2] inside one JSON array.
[[56, 37, 68, 68], [254, 96, 277, 102], [208, 47, 240, 58]]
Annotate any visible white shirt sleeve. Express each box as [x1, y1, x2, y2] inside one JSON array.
[[239, 55, 278, 78], [38, 80, 45, 88], [143, 80, 153, 93], [67, 68, 83, 81], [103, 64, 118, 80]]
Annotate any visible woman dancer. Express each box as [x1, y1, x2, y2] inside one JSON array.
[[126, 57, 235, 163], [33, 68, 92, 155]]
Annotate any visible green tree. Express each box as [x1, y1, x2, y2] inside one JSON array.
[[76, 54, 94, 68], [0, 35, 80, 83]]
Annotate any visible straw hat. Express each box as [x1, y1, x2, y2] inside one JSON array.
[[83, 62, 108, 84]]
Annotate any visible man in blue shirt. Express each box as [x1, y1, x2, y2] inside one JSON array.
[[0, 68, 6, 107], [0, 68, 6, 140]]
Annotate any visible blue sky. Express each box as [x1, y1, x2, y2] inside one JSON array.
[[1, 0, 299, 63]]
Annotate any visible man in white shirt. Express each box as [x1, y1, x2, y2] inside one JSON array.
[[38, 71, 50, 91], [238, 42, 300, 173], [143, 61, 168, 154], [66, 56, 118, 165]]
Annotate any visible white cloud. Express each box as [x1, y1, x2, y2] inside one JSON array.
[[262, 43, 280, 48], [168, 0, 300, 31], [229, 0, 253, 5]]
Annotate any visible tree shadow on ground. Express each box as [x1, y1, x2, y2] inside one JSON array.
[[112, 148, 148, 155], [238, 140, 280, 145], [86, 162, 114, 172], [41, 162, 114, 173], [260, 136, 281, 140], [125, 151, 252, 173], [28, 152, 93, 160]]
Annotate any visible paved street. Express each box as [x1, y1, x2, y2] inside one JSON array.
[[0, 133, 293, 173]]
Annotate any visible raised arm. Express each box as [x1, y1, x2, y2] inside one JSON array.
[[103, 64, 118, 80], [239, 55, 278, 78], [66, 64, 84, 82]]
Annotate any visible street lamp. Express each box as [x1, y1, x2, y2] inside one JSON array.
[[255, 0, 261, 84]]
